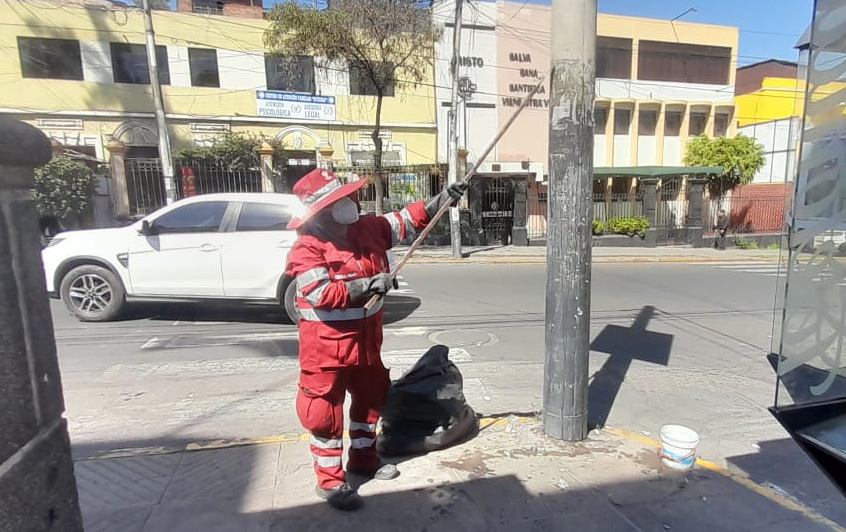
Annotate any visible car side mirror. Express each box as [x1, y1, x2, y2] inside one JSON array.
[[139, 220, 156, 236]]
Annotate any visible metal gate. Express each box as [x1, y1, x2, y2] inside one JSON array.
[[126, 158, 165, 216], [656, 178, 691, 245], [482, 177, 515, 245]]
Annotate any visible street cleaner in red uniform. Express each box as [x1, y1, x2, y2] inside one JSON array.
[[285, 168, 467, 511]]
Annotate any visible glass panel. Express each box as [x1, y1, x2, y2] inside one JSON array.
[[189, 48, 220, 88], [265, 55, 315, 93], [236, 202, 291, 231], [154, 202, 228, 233], [111, 43, 170, 85], [775, 0, 846, 409], [17, 37, 83, 80]]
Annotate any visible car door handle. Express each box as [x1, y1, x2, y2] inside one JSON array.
[[277, 240, 292, 248], [199, 244, 219, 252]]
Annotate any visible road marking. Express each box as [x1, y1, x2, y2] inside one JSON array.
[[107, 347, 473, 379], [140, 326, 435, 350]]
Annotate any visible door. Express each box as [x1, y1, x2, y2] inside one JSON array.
[[220, 201, 297, 299], [127, 201, 229, 297]]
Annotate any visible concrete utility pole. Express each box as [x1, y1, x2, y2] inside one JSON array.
[[543, 0, 597, 442], [447, 0, 464, 258], [142, 0, 176, 205]]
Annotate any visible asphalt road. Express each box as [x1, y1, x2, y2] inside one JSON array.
[[50, 260, 846, 525]]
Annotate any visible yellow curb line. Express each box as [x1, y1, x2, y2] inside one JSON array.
[[605, 428, 846, 532], [77, 416, 537, 461]]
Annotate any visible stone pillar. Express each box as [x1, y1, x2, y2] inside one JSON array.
[[641, 177, 659, 247], [0, 118, 83, 531], [259, 141, 275, 193], [630, 102, 640, 166], [655, 103, 666, 165], [687, 176, 708, 248], [106, 140, 130, 219], [605, 104, 615, 168], [512, 177, 529, 246], [318, 145, 335, 171]]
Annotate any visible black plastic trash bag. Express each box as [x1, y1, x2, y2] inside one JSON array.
[[377, 344, 480, 457]]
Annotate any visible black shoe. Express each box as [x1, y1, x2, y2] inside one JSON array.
[[348, 462, 400, 480], [315, 482, 362, 511]]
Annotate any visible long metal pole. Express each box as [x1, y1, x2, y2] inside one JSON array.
[[447, 0, 464, 259], [142, 0, 176, 205], [544, 0, 596, 442], [363, 75, 548, 310]]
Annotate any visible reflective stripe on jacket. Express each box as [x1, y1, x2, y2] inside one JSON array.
[[285, 201, 429, 371]]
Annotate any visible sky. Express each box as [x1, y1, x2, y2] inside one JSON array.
[[255, 0, 813, 66], [510, 0, 813, 66]]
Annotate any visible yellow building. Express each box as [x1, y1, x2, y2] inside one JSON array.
[[0, 1, 438, 215], [734, 60, 803, 184]]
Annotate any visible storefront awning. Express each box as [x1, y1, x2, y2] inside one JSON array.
[[593, 166, 723, 178]]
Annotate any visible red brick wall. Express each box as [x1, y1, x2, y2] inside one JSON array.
[[176, 0, 192, 13], [728, 183, 791, 233], [223, 1, 263, 18]]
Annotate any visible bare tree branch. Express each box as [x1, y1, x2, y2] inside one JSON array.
[[264, 0, 440, 214]]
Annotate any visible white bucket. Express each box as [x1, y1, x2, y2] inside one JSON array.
[[659, 424, 700, 470]]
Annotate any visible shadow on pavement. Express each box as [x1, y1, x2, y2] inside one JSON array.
[[727, 437, 846, 526], [588, 305, 673, 427], [71, 434, 842, 532]]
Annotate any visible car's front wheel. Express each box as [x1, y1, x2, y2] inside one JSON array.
[[60, 265, 126, 322]]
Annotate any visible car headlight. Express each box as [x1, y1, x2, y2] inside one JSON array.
[[46, 237, 65, 248]]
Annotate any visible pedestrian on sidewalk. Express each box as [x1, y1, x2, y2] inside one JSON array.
[[284, 169, 468, 511], [715, 209, 729, 250]]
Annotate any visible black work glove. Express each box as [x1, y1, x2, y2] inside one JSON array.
[[425, 181, 469, 217], [367, 273, 393, 296]]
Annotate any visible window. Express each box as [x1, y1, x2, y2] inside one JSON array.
[[596, 37, 632, 79], [265, 55, 315, 93], [637, 40, 731, 85], [614, 108, 631, 135], [689, 112, 708, 136], [153, 201, 227, 233], [714, 113, 729, 137], [193, 0, 224, 15], [594, 107, 608, 134], [638, 110, 658, 136], [18, 37, 83, 80], [189, 48, 220, 88], [111, 43, 170, 85], [236, 202, 292, 231], [350, 61, 395, 97], [665, 111, 682, 137]]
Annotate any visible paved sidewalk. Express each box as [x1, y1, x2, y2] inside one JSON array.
[[396, 245, 783, 264], [74, 418, 844, 532]]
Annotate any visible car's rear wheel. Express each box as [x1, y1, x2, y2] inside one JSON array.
[[60, 265, 126, 322], [283, 280, 299, 324]]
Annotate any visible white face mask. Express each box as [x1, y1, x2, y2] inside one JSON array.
[[331, 197, 360, 225]]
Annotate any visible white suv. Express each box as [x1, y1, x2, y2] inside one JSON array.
[[43, 193, 310, 322]]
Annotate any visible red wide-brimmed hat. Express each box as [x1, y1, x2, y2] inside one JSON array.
[[287, 168, 368, 229]]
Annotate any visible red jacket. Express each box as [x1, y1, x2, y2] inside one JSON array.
[[285, 201, 430, 372]]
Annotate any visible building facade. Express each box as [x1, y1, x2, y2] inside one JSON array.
[[1, 0, 438, 218], [433, 0, 739, 242]]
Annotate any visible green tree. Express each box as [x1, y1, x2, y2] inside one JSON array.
[[33, 157, 99, 221], [264, 0, 440, 214], [683, 134, 765, 196]]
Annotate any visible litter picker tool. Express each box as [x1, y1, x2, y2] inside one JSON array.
[[364, 72, 549, 310]]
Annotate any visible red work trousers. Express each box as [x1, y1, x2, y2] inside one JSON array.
[[296, 362, 391, 489]]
